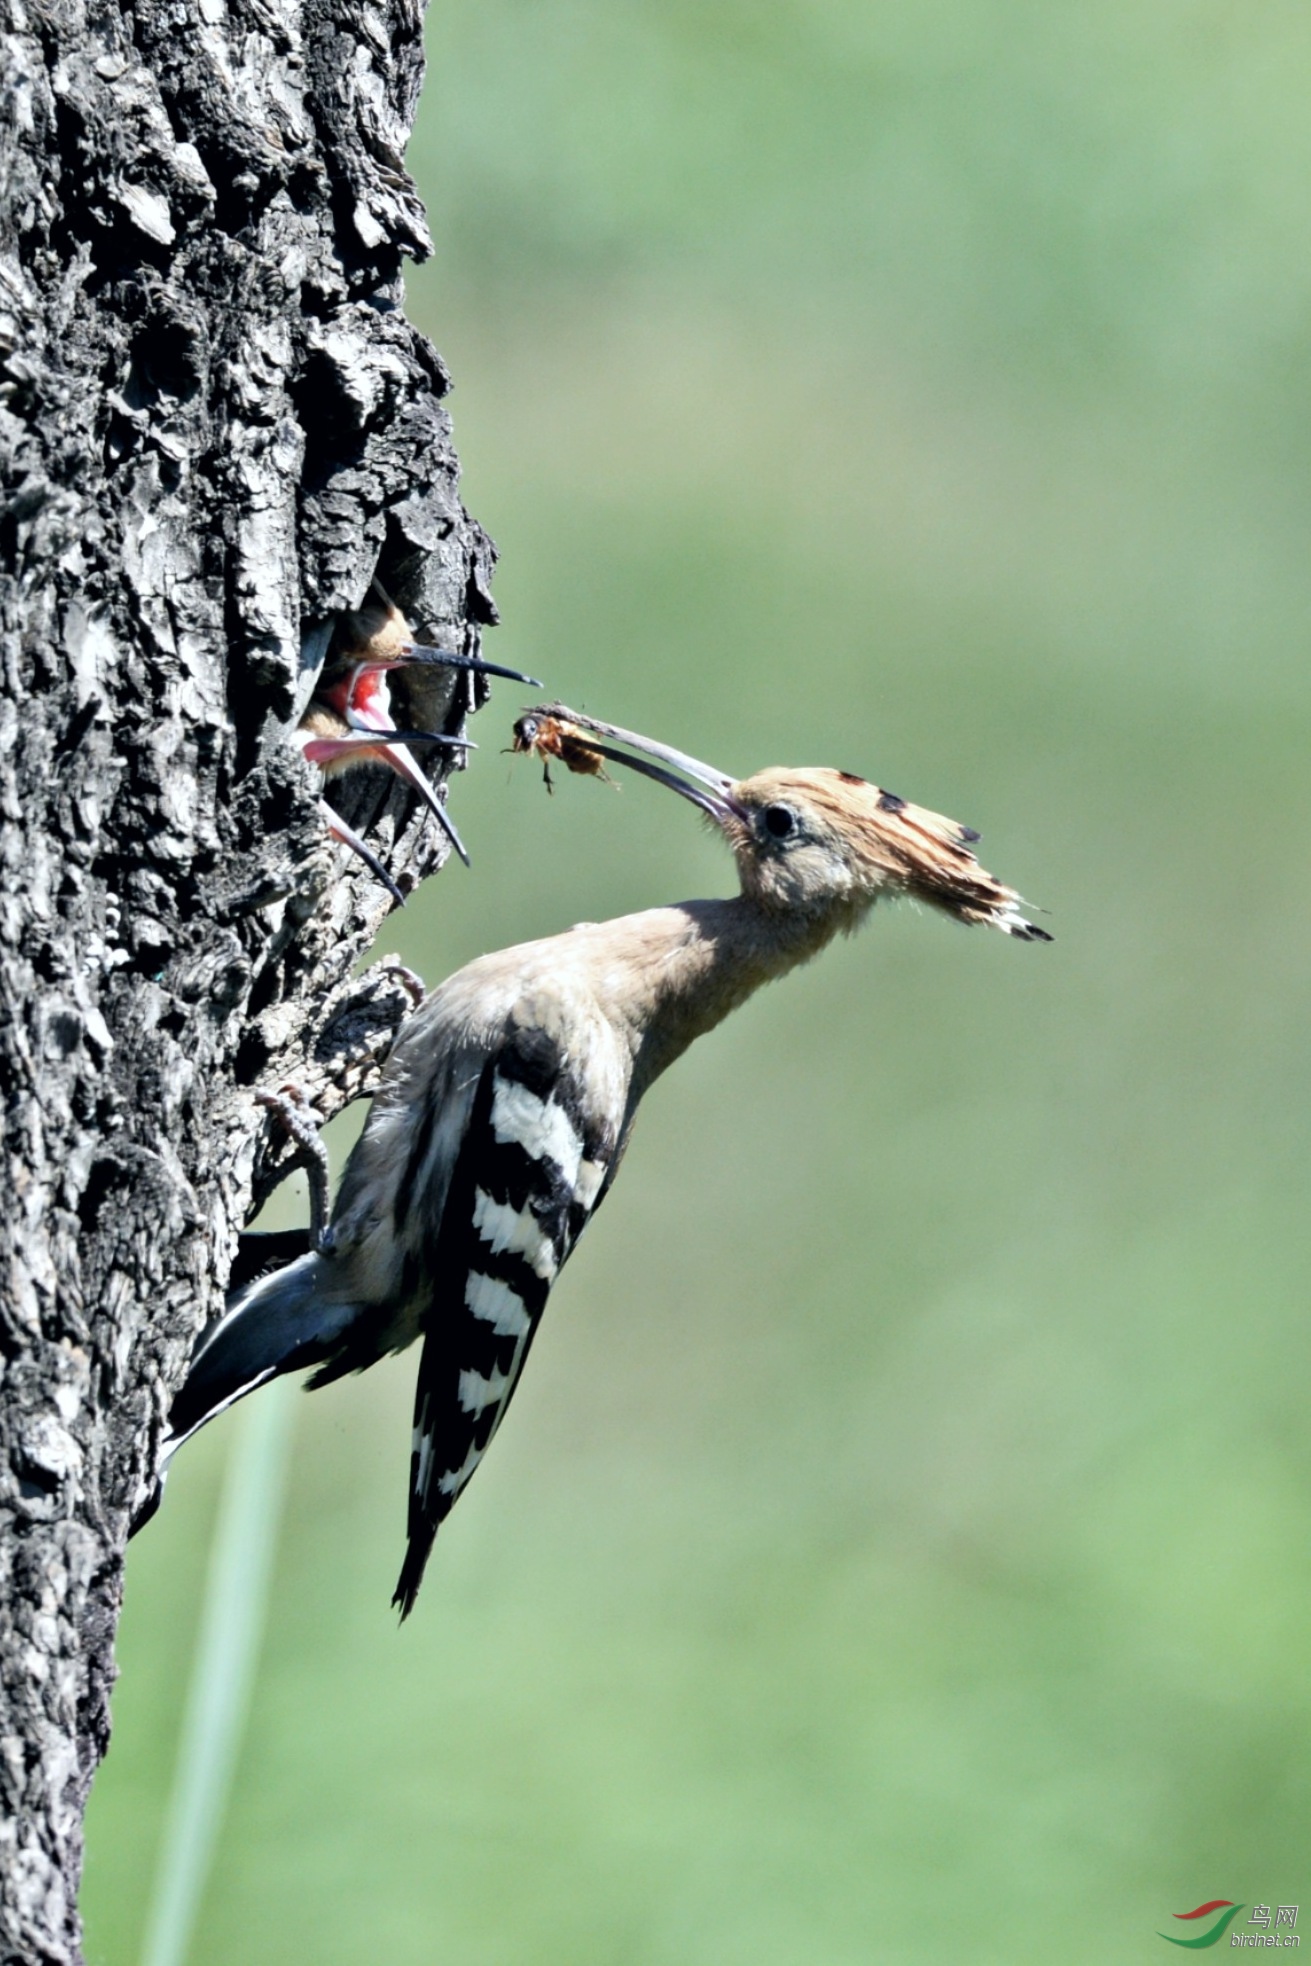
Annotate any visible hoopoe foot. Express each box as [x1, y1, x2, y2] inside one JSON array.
[[380, 960, 427, 1009], [255, 1084, 333, 1251]]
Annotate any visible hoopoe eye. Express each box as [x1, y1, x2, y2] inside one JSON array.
[[761, 803, 799, 841]]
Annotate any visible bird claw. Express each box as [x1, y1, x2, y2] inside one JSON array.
[[380, 960, 427, 1009], [255, 1084, 333, 1251]]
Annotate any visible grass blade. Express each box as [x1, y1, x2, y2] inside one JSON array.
[[139, 1382, 296, 1966]]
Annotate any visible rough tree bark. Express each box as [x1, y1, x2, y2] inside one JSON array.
[[0, 0, 495, 1950]]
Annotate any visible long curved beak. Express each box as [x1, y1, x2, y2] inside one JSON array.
[[377, 740, 471, 866], [524, 704, 743, 822], [322, 803, 407, 907], [307, 730, 472, 867], [405, 643, 543, 688]]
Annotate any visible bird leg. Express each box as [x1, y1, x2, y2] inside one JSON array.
[[309, 959, 428, 1105], [248, 958, 430, 1190], [255, 1085, 333, 1251], [375, 960, 426, 1010]]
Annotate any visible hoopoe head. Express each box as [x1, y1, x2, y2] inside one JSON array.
[[514, 706, 1051, 940], [323, 584, 539, 721], [715, 766, 1048, 936]]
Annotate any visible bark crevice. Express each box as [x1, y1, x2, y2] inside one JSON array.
[[1, 0, 488, 1949]]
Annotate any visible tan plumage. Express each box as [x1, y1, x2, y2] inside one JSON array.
[[720, 766, 1047, 936], [515, 705, 1050, 939], [161, 705, 1049, 1615]]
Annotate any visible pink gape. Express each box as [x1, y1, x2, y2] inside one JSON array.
[[300, 588, 538, 902]]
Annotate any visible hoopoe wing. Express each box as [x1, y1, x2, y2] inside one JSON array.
[[392, 1018, 621, 1616]]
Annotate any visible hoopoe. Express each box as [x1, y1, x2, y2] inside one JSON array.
[[303, 587, 539, 895], [299, 708, 474, 901], [165, 709, 1050, 1614]]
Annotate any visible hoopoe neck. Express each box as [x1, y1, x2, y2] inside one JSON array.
[[613, 891, 869, 1095]]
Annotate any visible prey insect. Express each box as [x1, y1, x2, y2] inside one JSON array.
[[510, 707, 617, 793]]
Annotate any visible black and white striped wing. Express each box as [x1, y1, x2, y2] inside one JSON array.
[[392, 1026, 617, 1615]]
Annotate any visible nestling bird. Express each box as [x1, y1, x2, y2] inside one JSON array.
[[303, 586, 540, 895], [166, 711, 1050, 1614], [299, 708, 474, 903]]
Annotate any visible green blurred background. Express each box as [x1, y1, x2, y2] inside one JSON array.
[[86, 3, 1311, 1960]]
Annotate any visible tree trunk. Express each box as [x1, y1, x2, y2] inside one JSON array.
[[0, 0, 493, 1947]]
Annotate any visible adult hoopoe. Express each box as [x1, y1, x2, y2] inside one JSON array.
[[164, 708, 1050, 1614]]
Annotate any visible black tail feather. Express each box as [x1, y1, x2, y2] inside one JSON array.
[[167, 1254, 361, 1446], [392, 1526, 437, 1622]]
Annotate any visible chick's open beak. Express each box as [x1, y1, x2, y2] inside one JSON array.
[[404, 644, 543, 688]]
